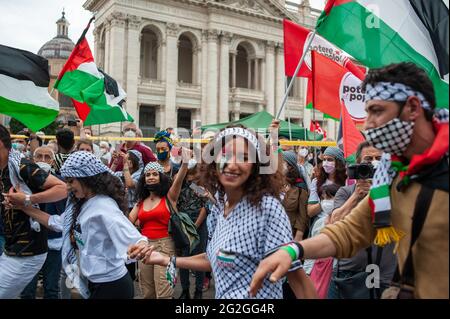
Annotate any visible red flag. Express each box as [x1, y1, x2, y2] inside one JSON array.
[[283, 19, 366, 80], [312, 50, 367, 122], [340, 100, 365, 159]]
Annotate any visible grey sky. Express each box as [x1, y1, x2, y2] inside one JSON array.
[[0, 0, 324, 55]]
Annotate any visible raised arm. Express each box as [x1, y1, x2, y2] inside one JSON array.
[[167, 148, 191, 205]]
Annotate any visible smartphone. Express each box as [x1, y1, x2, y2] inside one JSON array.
[[189, 183, 208, 197]]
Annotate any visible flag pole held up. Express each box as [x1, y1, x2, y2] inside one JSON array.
[[276, 29, 317, 120]]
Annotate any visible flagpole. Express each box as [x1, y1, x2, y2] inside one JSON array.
[[284, 76, 292, 141], [276, 29, 317, 119]]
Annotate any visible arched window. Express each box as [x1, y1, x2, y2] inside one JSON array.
[[178, 34, 193, 84]]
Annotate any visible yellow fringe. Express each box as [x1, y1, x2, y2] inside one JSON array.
[[374, 227, 405, 252]]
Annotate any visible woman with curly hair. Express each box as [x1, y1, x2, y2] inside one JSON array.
[[130, 124, 316, 299], [17, 152, 149, 299], [127, 148, 190, 299]]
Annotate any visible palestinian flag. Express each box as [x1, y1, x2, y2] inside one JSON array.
[[337, 99, 365, 163], [283, 19, 366, 80], [316, 0, 449, 109], [0, 44, 58, 131], [54, 17, 133, 126], [311, 51, 367, 122]]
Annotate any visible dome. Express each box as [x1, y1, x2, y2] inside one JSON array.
[[38, 10, 74, 59], [38, 37, 74, 59]]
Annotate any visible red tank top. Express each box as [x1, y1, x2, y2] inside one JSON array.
[[137, 197, 170, 240]]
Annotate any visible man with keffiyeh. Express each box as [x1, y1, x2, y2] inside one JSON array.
[[250, 62, 449, 299]]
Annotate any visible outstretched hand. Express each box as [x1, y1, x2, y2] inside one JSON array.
[[249, 249, 292, 297]]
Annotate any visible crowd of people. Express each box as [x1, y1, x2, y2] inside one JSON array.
[[0, 62, 448, 299]]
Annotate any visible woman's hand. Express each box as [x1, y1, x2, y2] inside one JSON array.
[[142, 246, 170, 267], [180, 147, 192, 164], [127, 241, 152, 260]]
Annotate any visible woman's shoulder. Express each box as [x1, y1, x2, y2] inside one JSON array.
[[259, 195, 284, 212], [83, 195, 122, 215]]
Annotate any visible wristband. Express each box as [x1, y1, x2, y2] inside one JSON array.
[[280, 246, 297, 261], [293, 242, 304, 260]]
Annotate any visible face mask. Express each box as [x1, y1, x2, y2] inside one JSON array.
[[299, 148, 309, 158], [124, 130, 137, 138], [100, 148, 107, 155], [12, 143, 25, 152], [36, 162, 52, 173], [322, 161, 336, 174], [321, 199, 334, 214], [371, 160, 381, 170], [157, 151, 169, 161], [364, 118, 414, 157], [145, 184, 160, 192]]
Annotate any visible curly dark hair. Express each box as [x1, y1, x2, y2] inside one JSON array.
[[199, 125, 285, 207], [70, 172, 127, 248], [285, 161, 301, 186], [135, 172, 171, 203], [316, 160, 347, 191]]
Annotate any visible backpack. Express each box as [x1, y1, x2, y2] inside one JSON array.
[[165, 198, 199, 254]]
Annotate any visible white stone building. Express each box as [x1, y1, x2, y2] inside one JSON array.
[[77, 0, 336, 138]]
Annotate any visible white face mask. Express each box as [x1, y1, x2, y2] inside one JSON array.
[[322, 161, 336, 174], [123, 130, 137, 138], [299, 148, 309, 158], [321, 199, 334, 214], [36, 162, 52, 173]]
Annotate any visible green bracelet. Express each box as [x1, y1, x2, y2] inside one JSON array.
[[280, 246, 297, 261]]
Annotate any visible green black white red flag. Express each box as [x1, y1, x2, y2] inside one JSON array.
[[54, 17, 133, 126], [0, 44, 58, 131], [316, 0, 449, 109]]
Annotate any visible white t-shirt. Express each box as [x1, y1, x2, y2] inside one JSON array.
[[49, 195, 146, 283]]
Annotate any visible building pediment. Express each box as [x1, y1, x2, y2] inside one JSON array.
[[208, 0, 297, 21]]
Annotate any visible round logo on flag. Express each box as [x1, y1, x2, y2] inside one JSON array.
[[339, 72, 367, 121], [304, 33, 347, 71]]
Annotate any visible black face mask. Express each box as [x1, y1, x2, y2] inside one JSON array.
[[146, 184, 160, 192]]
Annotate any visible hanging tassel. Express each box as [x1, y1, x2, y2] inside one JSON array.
[[373, 226, 405, 248]]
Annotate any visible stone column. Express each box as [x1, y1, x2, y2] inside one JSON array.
[[107, 12, 127, 84], [247, 58, 252, 89], [206, 29, 219, 124], [104, 21, 111, 73], [275, 44, 285, 119], [260, 57, 265, 93], [232, 101, 240, 121], [125, 14, 142, 123], [158, 37, 166, 81], [219, 32, 232, 123], [200, 31, 208, 125], [253, 58, 259, 90], [265, 41, 275, 115], [230, 51, 237, 88], [165, 23, 179, 128]]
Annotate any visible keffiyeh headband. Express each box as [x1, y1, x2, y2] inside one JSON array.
[[61, 151, 112, 178], [144, 161, 164, 174], [214, 127, 260, 152], [365, 81, 449, 123]]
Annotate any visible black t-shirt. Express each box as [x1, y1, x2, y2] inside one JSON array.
[[0, 159, 49, 256]]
